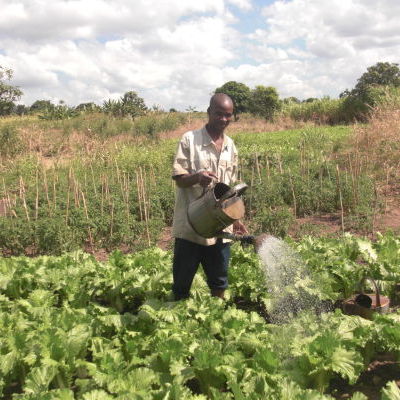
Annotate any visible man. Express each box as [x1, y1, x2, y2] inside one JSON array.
[[171, 93, 247, 300]]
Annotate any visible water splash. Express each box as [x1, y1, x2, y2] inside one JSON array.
[[257, 236, 330, 323]]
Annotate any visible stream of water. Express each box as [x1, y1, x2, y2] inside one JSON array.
[[257, 236, 329, 323]]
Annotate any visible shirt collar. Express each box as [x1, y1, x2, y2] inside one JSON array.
[[201, 125, 229, 151]]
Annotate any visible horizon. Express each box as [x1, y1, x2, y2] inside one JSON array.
[[1, 0, 399, 111]]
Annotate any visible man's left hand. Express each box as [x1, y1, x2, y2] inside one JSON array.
[[233, 220, 248, 235]]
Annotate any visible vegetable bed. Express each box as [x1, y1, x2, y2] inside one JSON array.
[[1, 233, 400, 399]]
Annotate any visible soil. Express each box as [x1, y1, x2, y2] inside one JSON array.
[[329, 353, 400, 399]]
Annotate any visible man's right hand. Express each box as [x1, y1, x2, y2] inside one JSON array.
[[197, 171, 218, 187]]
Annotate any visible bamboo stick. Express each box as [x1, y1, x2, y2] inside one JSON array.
[[371, 182, 378, 236], [124, 172, 130, 221], [2, 178, 8, 217], [52, 169, 57, 211], [136, 171, 143, 221], [288, 169, 297, 217], [90, 164, 97, 197], [255, 153, 261, 183], [249, 165, 255, 220], [81, 189, 93, 247], [115, 159, 121, 185], [348, 154, 357, 207], [65, 171, 71, 224], [278, 154, 283, 174], [19, 176, 30, 222], [139, 167, 151, 245], [35, 167, 39, 220], [110, 200, 114, 237], [100, 175, 104, 217], [336, 165, 345, 233], [43, 168, 51, 215]]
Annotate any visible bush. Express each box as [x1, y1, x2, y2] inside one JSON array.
[[253, 206, 295, 238], [248, 85, 281, 120], [0, 124, 24, 157]]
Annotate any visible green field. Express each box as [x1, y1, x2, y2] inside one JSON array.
[[0, 121, 377, 255], [1, 107, 400, 399], [1, 234, 400, 399]]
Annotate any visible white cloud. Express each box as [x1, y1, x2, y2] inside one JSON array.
[[227, 0, 252, 11], [0, 0, 399, 108], [0, 0, 240, 109], [243, 0, 400, 99]]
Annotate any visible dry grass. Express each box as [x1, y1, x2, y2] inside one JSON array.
[[352, 99, 400, 176], [158, 113, 310, 139], [227, 113, 314, 134], [5, 113, 312, 167]]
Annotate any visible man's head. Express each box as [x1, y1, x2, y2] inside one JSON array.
[[207, 93, 234, 135]]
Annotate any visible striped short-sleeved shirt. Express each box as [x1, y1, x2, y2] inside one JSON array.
[[172, 125, 238, 246]]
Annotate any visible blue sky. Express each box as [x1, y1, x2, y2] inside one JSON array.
[[0, 0, 399, 110]]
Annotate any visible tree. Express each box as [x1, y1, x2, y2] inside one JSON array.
[[14, 104, 29, 115], [248, 85, 281, 120], [215, 81, 251, 120], [283, 97, 300, 104], [121, 91, 147, 118], [75, 102, 101, 112], [0, 66, 23, 116], [351, 62, 400, 99], [102, 91, 147, 118], [30, 100, 54, 113]]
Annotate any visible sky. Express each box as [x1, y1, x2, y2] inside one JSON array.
[[1, 0, 399, 111]]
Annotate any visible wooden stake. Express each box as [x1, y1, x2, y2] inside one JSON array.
[[19, 176, 30, 222], [66, 169, 71, 224], [255, 153, 261, 183], [2, 178, 8, 217], [288, 169, 297, 217], [110, 200, 114, 237], [371, 182, 378, 236], [90, 164, 97, 197], [52, 169, 57, 211], [35, 167, 39, 220], [336, 165, 345, 233], [136, 171, 143, 221], [249, 165, 255, 220], [139, 167, 151, 245], [43, 168, 51, 215], [81, 189, 93, 247], [100, 174, 104, 218]]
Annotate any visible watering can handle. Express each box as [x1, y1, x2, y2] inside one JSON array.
[[197, 175, 218, 199], [359, 277, 381, 307]]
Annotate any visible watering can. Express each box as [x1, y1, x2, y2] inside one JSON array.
[[342, 277, 390, 320], [187, 182, 248, 238]]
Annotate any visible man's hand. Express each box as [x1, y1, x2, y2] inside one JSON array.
[[197, 171, 218, 187], [233, 220, 248, 235]]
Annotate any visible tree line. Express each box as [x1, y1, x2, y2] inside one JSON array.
[[1, 62, 399, 120]]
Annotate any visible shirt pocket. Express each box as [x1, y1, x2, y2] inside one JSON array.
[[191, 158, 210, 173], [218, 160, 234, 184]]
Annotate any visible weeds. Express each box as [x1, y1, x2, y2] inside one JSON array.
[[0, 123, 24, 158], [1, 90, 399, 254]]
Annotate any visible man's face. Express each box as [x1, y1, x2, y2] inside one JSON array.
[[208, 101, 234, 133]]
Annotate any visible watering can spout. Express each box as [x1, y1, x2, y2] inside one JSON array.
[[216, 232, 272, 252]]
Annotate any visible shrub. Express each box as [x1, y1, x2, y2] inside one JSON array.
[[253, 206, 295, 238], [248, 85, 281, 120], [0, 124, 24, 157]]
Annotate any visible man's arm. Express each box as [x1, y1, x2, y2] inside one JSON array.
[[174, 171, 218, 188]]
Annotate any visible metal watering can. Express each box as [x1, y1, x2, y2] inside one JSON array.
[[342, 277, 390, 320], [187, 182, 248, 239]]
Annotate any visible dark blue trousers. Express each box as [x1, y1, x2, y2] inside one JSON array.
[[172, 238, 231, 300]]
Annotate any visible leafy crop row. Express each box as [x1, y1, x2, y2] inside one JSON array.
[[1, 233, 400, 399]]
